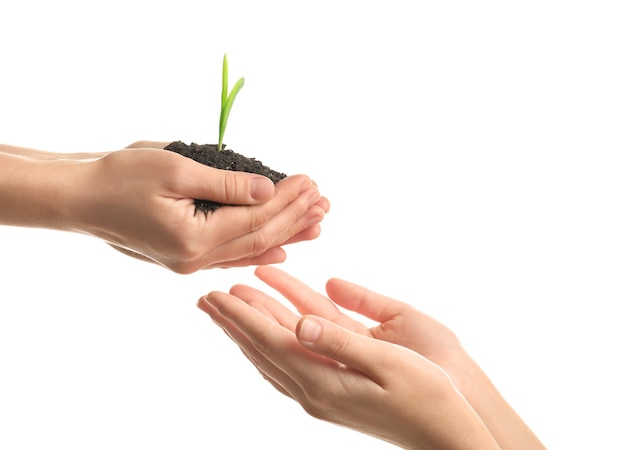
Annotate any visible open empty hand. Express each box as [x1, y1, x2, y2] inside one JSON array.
[[198, 266, 502, 449], [197, 265, 545, 449]]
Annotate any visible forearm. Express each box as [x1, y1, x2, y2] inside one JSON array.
[[459, 356, 546, 450], [1, 143, 106, 161], [399, 383, 502, 450], [0, 152, 87, 230]]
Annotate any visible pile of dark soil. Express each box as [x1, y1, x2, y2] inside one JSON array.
[[164, 141, 287, 214]]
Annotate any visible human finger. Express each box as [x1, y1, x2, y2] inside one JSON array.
[[278, 223, 322, 246], [254, 265, 368, 333], [273, 200, 327, 245], [202, 184, 323, 265], [196, 295, 295, 398], [228, 283, 301, 330], [325, 278, 462, 356], [325, 277, 411, 324], [201, 217, 323, 268], [243, 202, 325, 250], [161, 152, 277, 205], [277, 192, 330, 246], [203, 246, 287, 269], [312, 194, 331, 214], [171, 175, 315, 270], [197, 292, 306, 399], [296, 315, 421, 385]]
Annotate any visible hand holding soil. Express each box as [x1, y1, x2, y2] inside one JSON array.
[[0, 140, 330, 274]]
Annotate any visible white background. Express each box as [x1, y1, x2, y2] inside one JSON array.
[[1, 1, 625, 449]]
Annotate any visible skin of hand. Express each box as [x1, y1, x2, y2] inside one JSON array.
[[0, 142, 330, 273], [198, 266, 546, 450], [260, 267, 546, 449], [197, 267, 503, 450]]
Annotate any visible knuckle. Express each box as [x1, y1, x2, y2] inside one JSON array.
[[222, 172, 244, 204], [301, 388, 339, 420], [247, 208, 269, 232], [325, 333, 352, 360], [248, 229, 275, 256], [250, 334, 273, 359]]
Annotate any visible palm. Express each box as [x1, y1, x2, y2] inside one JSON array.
[[246, 266, 474, 397], [323, 278, 473, 395], [328, 279, 459, 355]]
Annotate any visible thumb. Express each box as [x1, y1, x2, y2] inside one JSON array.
[[184, 162, 276, 205], [296, 316, 386, 377]]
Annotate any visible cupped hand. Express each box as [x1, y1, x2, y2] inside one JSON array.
[[232, 266, 468, 390], [71, 142, 329, 273], [197, 275, 499, 449], [216, 266, 544, 449]]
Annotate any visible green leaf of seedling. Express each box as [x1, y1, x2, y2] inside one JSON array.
[[221, 54, 228, 111], [218, 54, 244, 151], [218, 77, 244, 151]]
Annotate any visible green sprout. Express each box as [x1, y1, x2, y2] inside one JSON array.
[[218, 53, 245, 151]]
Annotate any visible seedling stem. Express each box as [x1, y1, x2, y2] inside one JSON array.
[[218, 54, 244, 151]]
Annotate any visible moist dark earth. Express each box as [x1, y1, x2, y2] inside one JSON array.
[[164, 141, 287, 215]]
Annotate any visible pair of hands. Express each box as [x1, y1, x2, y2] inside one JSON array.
[[198, 266, 546, 449], [0, 141, 329, 273]]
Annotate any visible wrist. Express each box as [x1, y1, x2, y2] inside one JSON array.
[[453, 353, 546, 449], [0, 153, 90, 231]]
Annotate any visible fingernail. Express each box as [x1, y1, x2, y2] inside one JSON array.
[[196, 295, 210, 313], [298, 317, 322, 345], [300, 176, 313, 191], [251, 176, 274, 200]]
